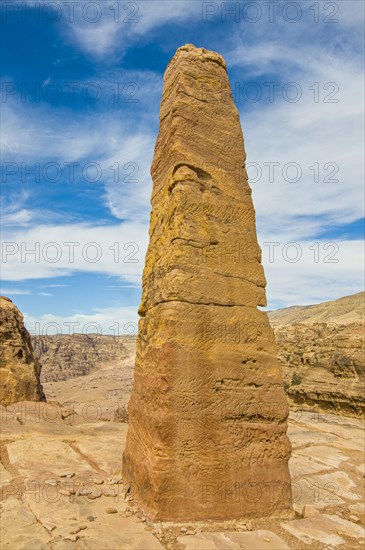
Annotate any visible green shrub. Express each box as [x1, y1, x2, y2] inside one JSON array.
[[291, 372, 302, 386]]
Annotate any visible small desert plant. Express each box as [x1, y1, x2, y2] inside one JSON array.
[[291, 371, 302, 386]]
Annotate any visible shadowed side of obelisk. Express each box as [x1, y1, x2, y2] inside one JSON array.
[[122, 44, 292, 521]]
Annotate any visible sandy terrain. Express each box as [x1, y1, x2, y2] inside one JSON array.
[[1, 352, 364, 549]]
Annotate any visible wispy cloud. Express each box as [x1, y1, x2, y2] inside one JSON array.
[[1, 219, 148, 283], [64, 1, 200, 57], [22, 0, 200, 57], [228, 15, 364, 241], [24, 305, 139, 335], [0, 288, 31, 296], [41, 284, 68, 288], [261, 238, 364, 307]]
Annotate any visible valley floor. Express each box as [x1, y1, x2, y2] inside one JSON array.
[[1, 358, 364, 549]]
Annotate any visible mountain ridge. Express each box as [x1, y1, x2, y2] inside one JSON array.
[[268, 291, 364, 326]]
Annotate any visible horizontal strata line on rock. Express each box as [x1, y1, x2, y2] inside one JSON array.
[[211, 270, 264, 284], [163, 88, 210, 106], [170, 237, 257, 249], [152, 183, 253, 204], [166, 87, 232, 108], [170, 238, 217, 247], [144, 263, 263, 287], [165, 203, 247, 219], [146, 255, 260, 272], [159, 98, 233, 124], [140, 299, 259, 316], [129, 417, 288, 429], [221, 416, 288, 425], [288, 388, 365, 400]]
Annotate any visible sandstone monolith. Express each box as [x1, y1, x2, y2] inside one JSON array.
[[122, 44, 292, 521], [0, 296, 45, 406]]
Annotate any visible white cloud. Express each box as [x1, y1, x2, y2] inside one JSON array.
[[41, 284, 68, 288], [20, 0, 199, 57], [101, 133, 155, 221], [1, 220, 148, 282], [0, 288, 31, 296], [24, 305, 139, 335], [230, 30, 364, 241], [260, 238, 364, 308], [65, 1, 199, 57], [1, 101, 156, 225], [1, 208, 33, 226], [1, 67, 164, 222], [1, 99, 141, 161], [0, 288, 56, 297]]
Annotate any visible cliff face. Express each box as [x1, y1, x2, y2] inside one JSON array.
[[269, 293, 365, 418], [32, 335, 133, 382], [0, 296, 45, 406]]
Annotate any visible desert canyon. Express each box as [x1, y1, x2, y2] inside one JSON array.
[[0, 45, 364, 549]]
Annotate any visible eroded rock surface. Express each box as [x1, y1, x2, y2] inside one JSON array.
[[122, 45, 292, 521], [1, 357, 364, 550], [269, 293, 365, 418], [32, 335, 134, 382], [0, 297, 45, 406]]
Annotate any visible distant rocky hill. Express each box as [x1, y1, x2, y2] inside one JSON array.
[[268, 291, 364, 326], [32, 334, 136, 382], [268, 292, 365, 418]]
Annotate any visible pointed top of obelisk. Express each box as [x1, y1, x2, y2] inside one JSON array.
[[165, 44, 227, 78]]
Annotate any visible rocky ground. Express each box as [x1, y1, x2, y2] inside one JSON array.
[[275, 322, 364, 417], [268, 292, 365, 418], [1, 353, 364, 549]]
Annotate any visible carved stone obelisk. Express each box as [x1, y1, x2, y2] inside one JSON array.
[[123, 44, 292, 521]]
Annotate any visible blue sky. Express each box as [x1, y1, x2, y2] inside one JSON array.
[[1, 0, 364, 334]]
